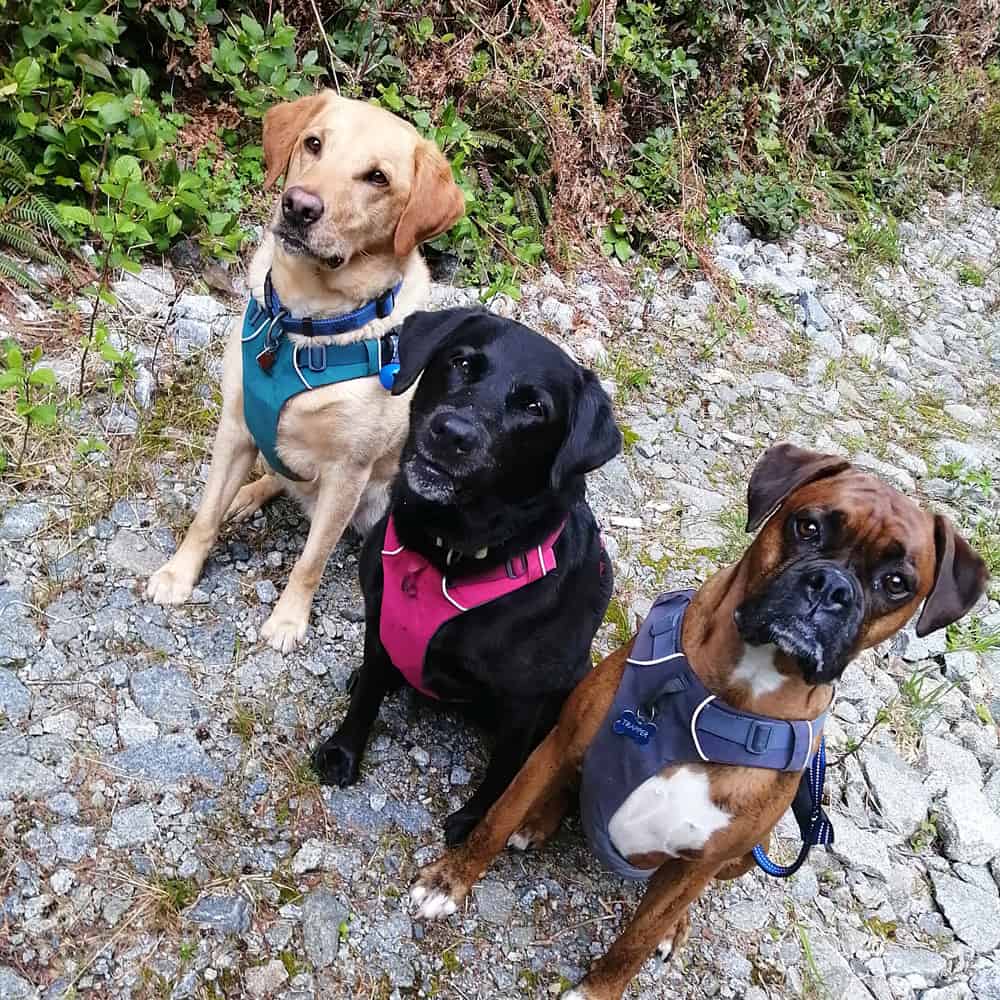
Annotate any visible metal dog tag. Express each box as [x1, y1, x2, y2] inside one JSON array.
[[613, 709, 657, 746], [256, 343, 278, 372]]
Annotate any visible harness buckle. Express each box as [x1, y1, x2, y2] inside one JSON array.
[[745, 721, 771, 754], [505, 554, 529, 579], [376, 288, 395, 319], [306, 345, 327, 372]]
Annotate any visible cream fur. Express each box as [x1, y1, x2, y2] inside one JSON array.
[[147, 93, 463, 652]]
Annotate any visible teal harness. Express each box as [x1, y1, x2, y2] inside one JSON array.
[[241, 274, 402, 481]]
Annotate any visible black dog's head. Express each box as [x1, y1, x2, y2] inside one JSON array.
[[733, 444, 987, 685], [390, 308, 621, 531]]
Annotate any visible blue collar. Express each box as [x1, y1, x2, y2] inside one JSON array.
[[264, 271, 403, 338]]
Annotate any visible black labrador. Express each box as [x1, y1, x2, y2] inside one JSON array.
[[312, 307, 622, 844]]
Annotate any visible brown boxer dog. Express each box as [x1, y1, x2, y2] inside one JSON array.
[[408, 444, 988, 1000]]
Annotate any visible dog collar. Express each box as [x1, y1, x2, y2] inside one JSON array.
[[264, 270, 403, 338]]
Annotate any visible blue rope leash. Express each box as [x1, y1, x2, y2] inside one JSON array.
[[753, 738, 830, 878]]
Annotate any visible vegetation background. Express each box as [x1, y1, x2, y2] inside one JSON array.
[[1, 0, 998, 299]]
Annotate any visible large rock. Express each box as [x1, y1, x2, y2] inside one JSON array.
[[112, 266, 175, 317], [301, 888, 348, 969], [185, 895, 251, 935], [924, 736, 983, 792], [805, 931, 876, 999], [931, 871, 1000, 953], [828, 814, 892, 878], [0, 668, 31, 722], [862, 746, 931, 836], [0, 968, 37, 999], [169, 294, 234, 355], [106, 803, 158, 848], [0, 754, 59, 799], [937, 782, 1000, 864], [105, 530, 164, 577], [881, 943, 947, 979], [971, 965, 1000, 1000], [0, 501, 49, 541], [51, 822, 95, 862], [129, 667, 204, 728], [473, 880, 517, 926], [112, 734, 225, 789]]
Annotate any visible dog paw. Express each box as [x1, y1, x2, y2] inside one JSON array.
[[443, 805, 484, 847], [561, 988, 596, 1000], [226, 481, 272, 522], [506, 829, 535, 852], [261, 609, 308, 652], [312, 737, 361, 787], [410, 859, 469, 920], [656, 910, 690, 963], [146, 564, 194, 605]]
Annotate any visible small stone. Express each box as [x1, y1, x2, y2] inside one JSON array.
[[943, 650, 979, 681], [49, 869, 75, 895], [799, 291, 832, 330], [409, 747, 430, 768], [117, 706, 158, 747], [0, 502, 49, 541], [0, 668, 32, 722], [245, 959, 288, 998], [473, 880, 516, 925], [970, 966, 1000, 1000], [450, 766, 471, 786], [255, 580, 278, 604], [185, 895, 251, 935], [301, 888, 348, 969], [944, 403, 986, 428], [51, 823, 95, 862], [881, 944, 947, 979], [45, 793, 79, 818], [931, 871, 1000, 953], [937, 783, 1000, 864], [851, 333, 880, 360], [112, 266, 175, 315], [106, 803, 157, 848]]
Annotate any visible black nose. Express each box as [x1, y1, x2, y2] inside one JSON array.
[[429, 412, 479, 455], [804, 564, 855, 612], [282, 186, 324, 227]]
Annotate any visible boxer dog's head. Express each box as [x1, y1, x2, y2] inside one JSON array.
[[733, 444, 987, 684]]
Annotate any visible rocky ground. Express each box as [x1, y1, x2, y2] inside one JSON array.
[[1, 189, 1000, 1000]]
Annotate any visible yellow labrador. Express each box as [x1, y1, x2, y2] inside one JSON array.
[[147, 90, 465, 651]]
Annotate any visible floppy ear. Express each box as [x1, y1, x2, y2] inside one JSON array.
[[393, 141, 466, 257], [262, 91, 330, 190], [551, 369, 622, 490], [390, 307, 484, 396], [746, 443, 851, 532], [915, 514, 988, 637]]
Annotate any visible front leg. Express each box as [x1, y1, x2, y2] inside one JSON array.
[[411, 721, 573, 918], [147, 412, 258, 604], [444, 695, 560, 846], [261, 462, 370, 652], [312, 627, 399, 787], [567, 858, 721, 1000]]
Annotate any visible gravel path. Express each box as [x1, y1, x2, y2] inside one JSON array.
[[2, 190, 999, 1000]]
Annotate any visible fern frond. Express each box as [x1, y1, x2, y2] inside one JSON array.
[[14, 194, 75, 246], [0, 252, 42, 290], [0, 142, 29, 178], [470, 130, 519, 156], [0, 173, 29, 196]]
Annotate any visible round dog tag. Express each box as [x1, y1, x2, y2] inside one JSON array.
[[379, 362, 399, 390]]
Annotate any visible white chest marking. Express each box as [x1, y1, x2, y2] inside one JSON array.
[[732, 643, 786, 698], [608, 767, 731, 861]]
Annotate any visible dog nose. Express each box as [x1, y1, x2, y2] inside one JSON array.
[[804, 564, 855, 612], [430, 412, 479, 455], [282, 187, 324, 227]]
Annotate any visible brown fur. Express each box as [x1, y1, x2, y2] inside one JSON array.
[[411, 454, 987, 999], [146, 91, 465, 652]]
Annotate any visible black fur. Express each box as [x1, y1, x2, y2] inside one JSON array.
[[312, 308, 621, 844]]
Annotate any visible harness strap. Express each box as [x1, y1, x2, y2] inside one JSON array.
[[267, 272, 403, 337]]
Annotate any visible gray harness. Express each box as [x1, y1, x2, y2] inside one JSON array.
[[580, 590, 829, 880]]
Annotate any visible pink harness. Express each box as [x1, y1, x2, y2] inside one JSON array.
[[379, 516, 564, 698]]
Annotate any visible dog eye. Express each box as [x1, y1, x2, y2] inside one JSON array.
[[881, 572, 910, 599], [451, 355, 472, 372], [524, 399, 546, 417], [795, 516, 821, 542], [304, 136, 321, 154], [364, 168, 389, 187]]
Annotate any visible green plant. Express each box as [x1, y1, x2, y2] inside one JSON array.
[[957, 263, 985, 286], [910, 817, 938, 852], [0, 339, 57, 472], [735, 172, 811, 240], [848, 216, 901, 266], [947, 618, 1000, 654], [604, 597, 633, 647], [900, 665, 955, 727]]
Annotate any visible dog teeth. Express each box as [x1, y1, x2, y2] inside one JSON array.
[[474, 547, 488, 559], [435, 537, 443, 547]]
